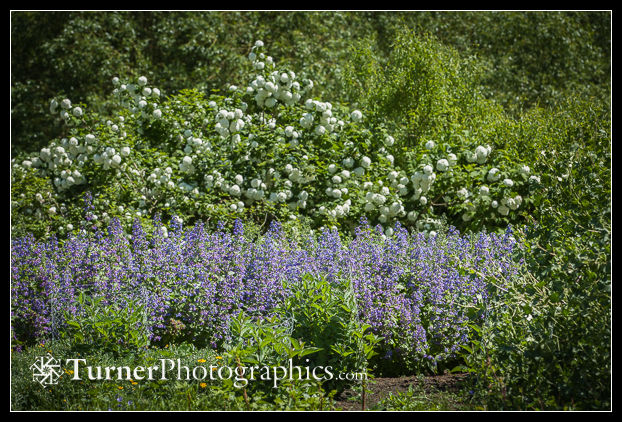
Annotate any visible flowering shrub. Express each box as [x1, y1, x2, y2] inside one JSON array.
[[11, 39, 542, 240], [11, 210, 522, 372]]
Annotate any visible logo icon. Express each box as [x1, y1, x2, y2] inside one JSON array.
[[30, 353, 63, 386]]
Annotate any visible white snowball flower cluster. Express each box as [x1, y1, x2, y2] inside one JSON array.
[[466, 145, 492, 164], [214, 108, 247, 138], [519, 165, 530, 175], [93, 145, 125, 170], [456, 187, 470, 199], [111, 75, 162, 119], [388, 170, 410, 197], [50, 97, 84, 121], [487, 167, 502, 182], [350, 110, 363, 122], [323, 198, 352, 219], [360, 156, 372, 169], [410, 164, 437, 205], [246, 40, 310, 109], [303, 99, 341, 136], [502, 178, 514, 187], [147, 167, 175, 189], [179, 156, 195, 174], [436, 158, 450, 172]]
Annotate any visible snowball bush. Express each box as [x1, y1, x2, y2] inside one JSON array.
[[11, 40, 540, 239]]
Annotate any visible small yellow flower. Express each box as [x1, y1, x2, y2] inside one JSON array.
[[118, 386, 124, 390], [197, 358, 206, 363], [200, 382, 207, 388], [215, 356, 223, 360]]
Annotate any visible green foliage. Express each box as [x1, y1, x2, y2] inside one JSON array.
[[281, 273, 381, 390], [60, 292, 150, 357], [456, 96, 611, 410], [219, 310, 335, 409], [11, 11, 611, 411]]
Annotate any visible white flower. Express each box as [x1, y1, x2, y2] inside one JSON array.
[[350, 110, 363, 122], [475, 145, 488, 160], [153, 109, 162, 118], [447, 153, 458, 166], [498, 205, 510, 216], [342, 157, 354, 168], [487, 168, 501, 182], [457, 188, 469, 199], [436, 159, 449, 172], [491, 200, 499, 209], [424, 140, 435, 150], [254, 40, 264, 48], [234, 174, 244, 185], [520, 165, 531, 175], [72, 107, 82, 117], [529, 175, 541, 184], [61, 99, 72, 109], [423, 164, 433, 175], [138, 76, 148, 86], [120, 146, 131, 157], [502, 178, 514, 187], [111, 154, 122, 166], [360, 156, 371, 169], [229, 184, 241, 196], [49, 99, 58, 113], [385, 135, 395, 146], [314, 125, 326, 136], [419, 196, 428, 206], [479, 185, 490, 196]]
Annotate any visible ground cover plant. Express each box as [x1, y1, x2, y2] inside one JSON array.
[[11, 11, 611, 411]]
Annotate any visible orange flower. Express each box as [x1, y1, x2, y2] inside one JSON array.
[[200, 382, 207, 388]]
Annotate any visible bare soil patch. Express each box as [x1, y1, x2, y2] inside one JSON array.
[[333, 372, 470, 411]]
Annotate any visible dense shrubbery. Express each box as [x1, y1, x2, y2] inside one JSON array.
[[11, 11, 611, 411], [12, 38, 544, 241], [11, 11, 610, 156]]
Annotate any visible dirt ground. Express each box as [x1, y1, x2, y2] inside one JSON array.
[[333, 372, 470, 411]]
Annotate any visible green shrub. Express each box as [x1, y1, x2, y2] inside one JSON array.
[[60, 292, 150, 358]]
